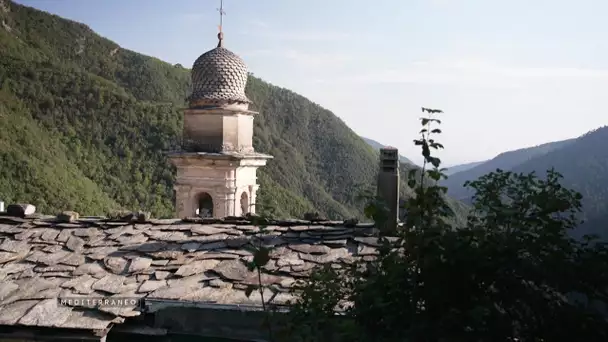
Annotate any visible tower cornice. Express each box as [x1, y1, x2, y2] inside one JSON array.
[[182, 107, 259, 116]]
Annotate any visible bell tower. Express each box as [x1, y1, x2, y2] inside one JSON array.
[[168, 20, 272, 218]]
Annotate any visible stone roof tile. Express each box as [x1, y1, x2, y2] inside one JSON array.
[[0, 214, 385, 333]]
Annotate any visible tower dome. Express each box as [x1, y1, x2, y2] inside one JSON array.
[[188, 33, 250, 106]]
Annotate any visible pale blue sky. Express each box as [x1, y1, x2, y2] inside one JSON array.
[[15, 0, 608, 166]]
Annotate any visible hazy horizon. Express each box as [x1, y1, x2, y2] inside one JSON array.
[[14, 0, 608, 165]]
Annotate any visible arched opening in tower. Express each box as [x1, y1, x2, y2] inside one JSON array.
[[196, 192, 214, 218], [240, 191, 249, 216]]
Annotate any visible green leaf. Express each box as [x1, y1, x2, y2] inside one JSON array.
[[421, 118, 430, 125], [428, 170, 441, 181], [431, 128, 441, 134], [247, 261, 257, 271], [422, 145, 431, 158], [364, 203, 377, 218], [408, 169, 418, 179], [253, 247, 271, 267], [245, 284, 258, 298]]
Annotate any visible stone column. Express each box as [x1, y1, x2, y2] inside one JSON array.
[[188, 187, 197, 218]]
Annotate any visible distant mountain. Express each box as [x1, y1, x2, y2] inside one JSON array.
[[443, 138, 575, 201], [362, 137, 415, 165], [508, 127, 608, 239], [442, 128, 608, 239], [444, 161, 486, 176]]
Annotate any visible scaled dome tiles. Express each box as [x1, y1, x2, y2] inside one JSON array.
[[189, 46, 251, 105]]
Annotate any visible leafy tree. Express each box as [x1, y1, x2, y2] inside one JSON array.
[[281, 108, 608, 342]]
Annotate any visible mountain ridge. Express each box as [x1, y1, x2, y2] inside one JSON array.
[[441, 128, 608, 239], [0, 0, 468, 222], [444, 161, 485, 175], [362, 136, 415, 165], [443, 138, 576, 201], [508, 126, 608, 239]]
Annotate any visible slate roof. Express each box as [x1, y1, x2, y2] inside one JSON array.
[[0, 215, 382, 334]]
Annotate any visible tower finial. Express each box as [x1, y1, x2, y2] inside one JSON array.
[[217, 0, 225, 47]]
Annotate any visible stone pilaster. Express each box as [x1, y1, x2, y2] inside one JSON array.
[[214, 187, 237, 218], [250, 184, 260, 214], [174, 185, 192, 218]]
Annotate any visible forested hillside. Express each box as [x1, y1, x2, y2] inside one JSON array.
[[509, 127, 608, 239], [443, 138, 575, 201], [0, 0, 466, 220]]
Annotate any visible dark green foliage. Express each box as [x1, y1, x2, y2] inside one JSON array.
[[0, 0, 465, 219], [0, 52, 182, 216], [0, 0, 188, 216], [0, 88, 119, 214], [282, 109, 608, 342], [509, 127, 608, 239]]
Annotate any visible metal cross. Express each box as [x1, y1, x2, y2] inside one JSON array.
[[217, 0, 226, 33]]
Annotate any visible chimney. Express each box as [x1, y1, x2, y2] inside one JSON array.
[[377, 147, 399, 234]]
